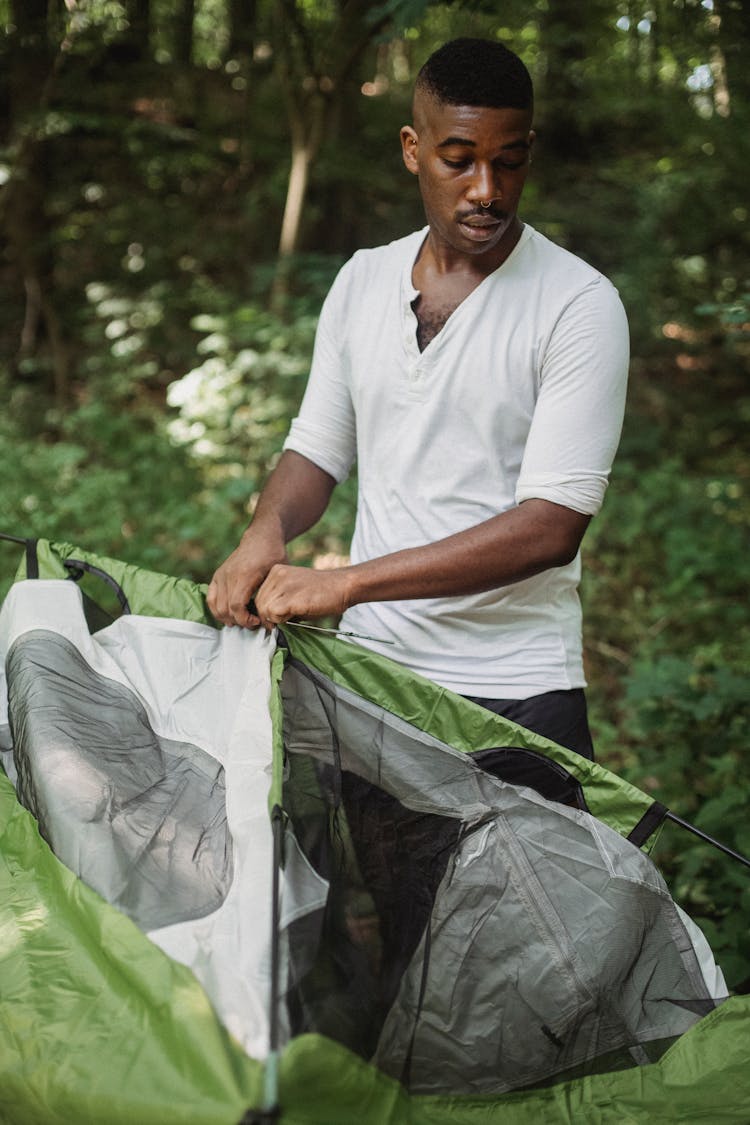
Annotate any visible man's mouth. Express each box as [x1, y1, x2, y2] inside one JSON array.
[[457, 212, 504, 240], [457, 209, 504, 226]]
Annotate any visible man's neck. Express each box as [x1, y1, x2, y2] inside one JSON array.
[[409, 220, 526, 352], [414, 217, 524, 292]]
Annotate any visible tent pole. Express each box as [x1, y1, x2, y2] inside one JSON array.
[[264, 810, 287, 1116], [238, 804, 283, 1125], [265, 804, 284, 1110], [665, 811, 750, 870]]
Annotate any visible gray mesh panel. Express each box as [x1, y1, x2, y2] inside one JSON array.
[[281, 660, 717, 1096], [7, 629, 233, 930]]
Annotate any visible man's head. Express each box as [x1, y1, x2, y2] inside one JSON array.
[[402, 39, 535, 265], [414, 38, 533, 115]]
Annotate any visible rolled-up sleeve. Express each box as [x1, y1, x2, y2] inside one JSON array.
[[283, 270, 357, 483], [515, 277, 629, 516]]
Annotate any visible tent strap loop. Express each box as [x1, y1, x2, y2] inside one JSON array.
[[627, 800, 668, 848], [0, 533, 39, 578], [237, 1108, 281, 1124], [63, 558, 131, 614]]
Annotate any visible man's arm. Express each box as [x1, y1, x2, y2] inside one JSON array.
[[252, 498, 590, 629], [206, 451, 337, 627]]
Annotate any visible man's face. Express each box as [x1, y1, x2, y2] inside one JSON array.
[[400, 94, 535, 262]]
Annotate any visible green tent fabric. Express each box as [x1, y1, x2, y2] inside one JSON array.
[[2, 770, 750, 1125], [1, 538, 749, 1124]]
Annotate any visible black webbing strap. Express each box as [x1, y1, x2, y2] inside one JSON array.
[[237, 1110, 280, 1124], [626, 800, 668, 848], [25, 538, 39, 579], [0, 533, 39, 578], [0, 536, 131, 617]]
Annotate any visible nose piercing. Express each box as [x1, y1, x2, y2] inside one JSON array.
[[480, 200, 492, 208]]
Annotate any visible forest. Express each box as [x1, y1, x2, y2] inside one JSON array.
[[0, 0, 748, 988]]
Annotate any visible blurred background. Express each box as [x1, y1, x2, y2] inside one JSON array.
[[0, 0, 748, 987]]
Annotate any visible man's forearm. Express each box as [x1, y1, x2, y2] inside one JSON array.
[[344, 500, 589, 605], [253, 499, 591, 627], [244, 450, 337, 546]]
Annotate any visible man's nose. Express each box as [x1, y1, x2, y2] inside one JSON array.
[[467, 164, 499, 205]]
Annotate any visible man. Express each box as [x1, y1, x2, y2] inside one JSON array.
[[207, 38, 629, 758]]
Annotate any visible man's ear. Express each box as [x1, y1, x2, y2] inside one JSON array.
[[400, 125, 419, 175]]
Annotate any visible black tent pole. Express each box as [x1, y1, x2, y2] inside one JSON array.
[[238, 804, 284, 1125], [266, 804, 284, 1109], [665, 811, 750, 870]]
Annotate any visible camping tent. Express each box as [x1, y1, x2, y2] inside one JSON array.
[[1, 536, 749, 1124]]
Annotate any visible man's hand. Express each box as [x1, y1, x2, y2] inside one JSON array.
[[254, 564, 353, 629], [206, 451, 340, 628], [208, 484, 590, 631], [207, 529, 287, 627]]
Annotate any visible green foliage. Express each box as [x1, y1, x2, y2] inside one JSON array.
[[1, 0, 749, 994], [0, 281, 253, 597], [582, 365, 750, 988], [165, 259, 358, 564], [697, 290, 750, 346], [0, 392, 230, 591]]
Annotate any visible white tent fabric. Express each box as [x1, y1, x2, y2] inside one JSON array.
[[0, 580, 328, 1057]]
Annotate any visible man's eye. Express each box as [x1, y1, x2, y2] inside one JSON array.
[[442, 158, 470, 169]]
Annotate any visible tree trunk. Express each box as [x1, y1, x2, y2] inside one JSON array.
[[10, 0, 49, 37], [538, 0, 593, 159], [174, 0, 195, 66], [277, 101, 325, 259], [126, 0, 150, 57], [270, 98, 325, 311], [539, 0, 624, 161], [626, 0, 640, 80], [4, 1, 72, 405], [227, 0, 257, 60], [713, 0, 750, 107], [271, 0, 391, 260]]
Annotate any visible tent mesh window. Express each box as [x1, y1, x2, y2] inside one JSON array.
[[279, 657, 718, 1097], [4, 623, 234, 933]]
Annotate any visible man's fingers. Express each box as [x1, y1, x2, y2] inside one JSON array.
[[229, 598, 261, 629], [253, 597, 284, 629], [254, 563, 349, 624], [255, 569, 310, 627], [207, 575, 263, 629], [210, 559, 341, 629], [206, 580, 230, 624]]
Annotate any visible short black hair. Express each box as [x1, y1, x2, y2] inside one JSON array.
[[415, 38, 533, 111]]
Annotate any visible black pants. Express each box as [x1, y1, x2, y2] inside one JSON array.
[[462, 687, 595, 760]]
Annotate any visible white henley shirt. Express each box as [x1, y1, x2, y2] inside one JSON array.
[[284, 224, 629, 698]]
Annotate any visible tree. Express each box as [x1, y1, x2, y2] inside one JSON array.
[[536, 0, 615, 159], [174, 0, 196, 66], [2, 0, 71, 403], [271, 0, 430, 264], [713, 0, 750, 109], [126, 0, 151, 57], [227, 0, 257, 61]]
